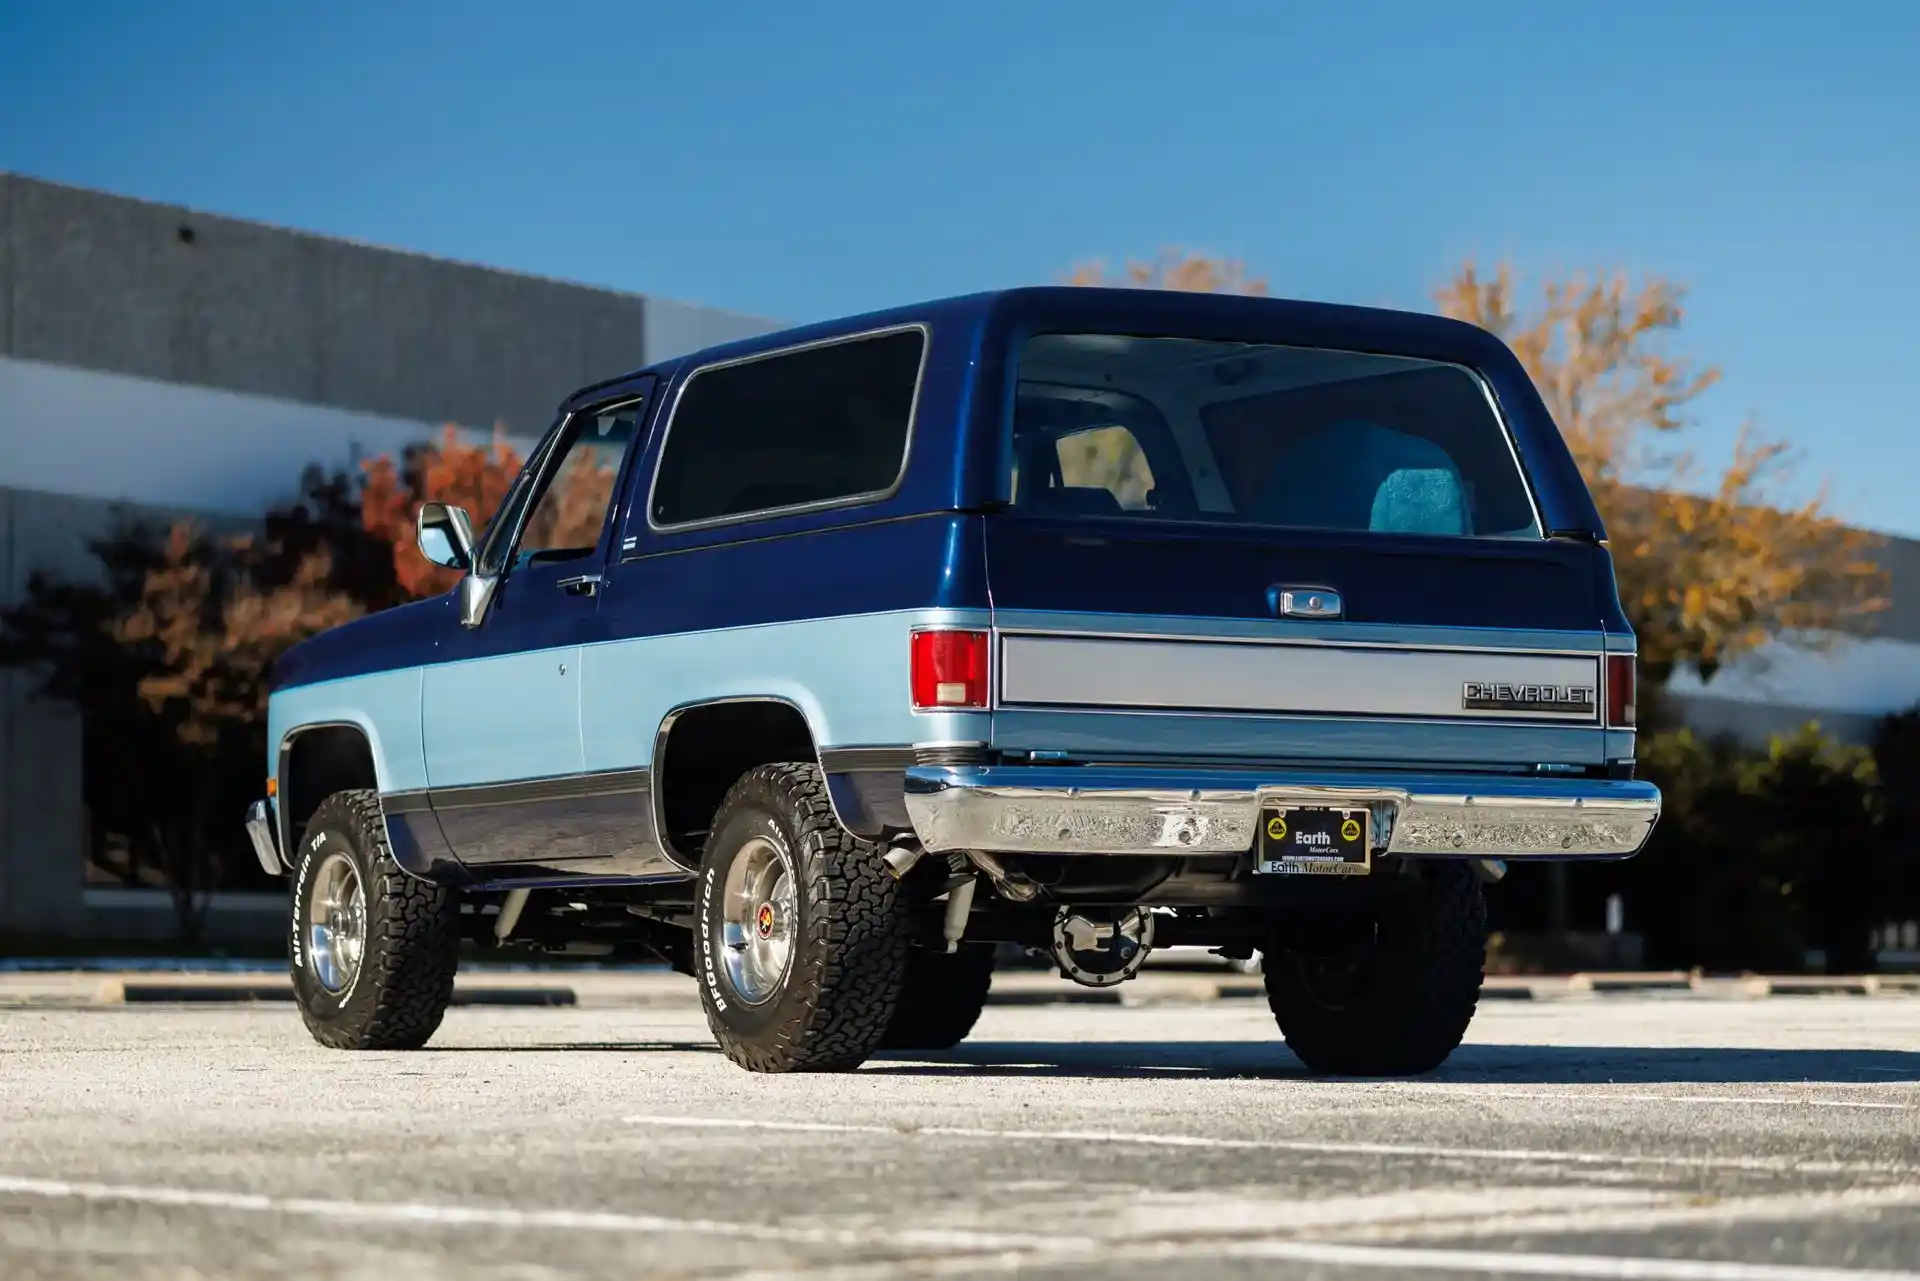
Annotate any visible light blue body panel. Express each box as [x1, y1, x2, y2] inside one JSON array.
[[268, 609, 991, 805], [422, 646, 586, 788], [268, 667, 427, 793], [991, 709, 1612, 767], [581, 608, 993, 772]]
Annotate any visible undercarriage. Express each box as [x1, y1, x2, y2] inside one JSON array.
[[456, 847, 1492, 991]]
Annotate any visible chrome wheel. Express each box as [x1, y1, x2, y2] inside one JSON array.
[[718, 835, 796, 1005], [306, 851, 366, 996]]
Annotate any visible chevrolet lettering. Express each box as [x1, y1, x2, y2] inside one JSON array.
[[1462, 682, 1598, 714], [249, 286, 1660, 1077]]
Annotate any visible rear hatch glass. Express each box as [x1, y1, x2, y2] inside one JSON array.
[[1011, 334, 1539, 538]]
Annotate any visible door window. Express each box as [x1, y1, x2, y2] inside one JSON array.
[[492, 402, 644, 573]]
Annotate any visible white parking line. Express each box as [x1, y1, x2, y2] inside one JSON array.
[[1348, 1185, 1920, 1245], [730, 1236, 1920, 1281], [730, 1224, 1920, 1281], [0, 1174, 1066, 1253], [1386, 1087, 1915, 1112], [1196, 1239, 1920, 1280], [621, 1114, 1912, 1175], [6, 1171, 1917, 1281]]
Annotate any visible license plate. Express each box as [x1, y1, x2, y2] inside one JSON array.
[[1256, 806, 1370, 876]]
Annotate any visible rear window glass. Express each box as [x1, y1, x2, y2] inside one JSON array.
[[651, 328, 924, 527], [1010, 334, 1538, 538]]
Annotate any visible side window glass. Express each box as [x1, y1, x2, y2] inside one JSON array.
[[503, 402, 643, 570], [651, 328, 922, 527], [475, 425, 562, 576]]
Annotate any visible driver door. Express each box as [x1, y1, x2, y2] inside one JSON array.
[[421, 379, 653, 868]]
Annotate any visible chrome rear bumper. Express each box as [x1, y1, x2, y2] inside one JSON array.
[[902, 765, 1660, 860], [245, 799, 283, 876]]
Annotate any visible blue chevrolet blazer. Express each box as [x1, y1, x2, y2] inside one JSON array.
[[248, 286, 1659, 1074]]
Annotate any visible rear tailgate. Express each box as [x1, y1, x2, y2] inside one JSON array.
[[984, 521, 1615, 773]]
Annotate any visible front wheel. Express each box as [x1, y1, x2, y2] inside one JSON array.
[[696, 764, 910, 1073], [1264, 861, 1486, 1075], [290, 789, 461, 1050]]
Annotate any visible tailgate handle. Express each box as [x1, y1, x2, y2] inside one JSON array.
[[1269, 586, 1342, 619]]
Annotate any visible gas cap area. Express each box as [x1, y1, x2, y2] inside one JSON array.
[[1049, 906, 1155, 988]]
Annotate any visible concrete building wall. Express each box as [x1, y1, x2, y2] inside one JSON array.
[[0, 173, 779, 942], [643, 295, 785, 364], [3, 174, 651, 435], [1, 357, 452, 515], [0, 486, 161, 936]]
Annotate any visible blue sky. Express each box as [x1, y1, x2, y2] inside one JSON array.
[[3, 1, 1916, 534]]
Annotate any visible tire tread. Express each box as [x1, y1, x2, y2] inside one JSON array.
[[879, 944, 995, 1051], [700, 763, 909, 1073], [295, 788, 460, 1051], [1264, 862, 1486, 1075]]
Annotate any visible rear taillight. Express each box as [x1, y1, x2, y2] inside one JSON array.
[[1606, 654, 1636, 727], [910, 629, 990, 711]]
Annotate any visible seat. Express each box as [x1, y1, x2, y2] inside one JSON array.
[[1251, 420, 1468, 535]]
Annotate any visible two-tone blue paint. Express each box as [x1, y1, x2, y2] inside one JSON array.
[[264, 286, 1637, 888]]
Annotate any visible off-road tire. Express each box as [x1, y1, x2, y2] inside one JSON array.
[[879, 943, 995, 1051], [290, 789, 461, 1050], [1264, 860, 1486, 1075], [696, 763, 911, 1073]]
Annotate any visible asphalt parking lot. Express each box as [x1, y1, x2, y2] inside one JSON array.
[[2, 985, 1918, 1280]]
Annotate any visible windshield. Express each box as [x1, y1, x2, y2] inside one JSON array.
[[1008, 334, 1540, 539]]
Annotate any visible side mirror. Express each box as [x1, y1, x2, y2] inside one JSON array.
[[416, 502, 476, 571]]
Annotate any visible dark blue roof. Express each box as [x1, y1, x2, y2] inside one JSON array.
[[620, 286, 1505, 387]]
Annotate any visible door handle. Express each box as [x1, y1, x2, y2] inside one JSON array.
[[557, 573, 602, 598], [1268, 585, 1342, 619]]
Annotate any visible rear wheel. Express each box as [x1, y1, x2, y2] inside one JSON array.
[[290, 789, 461, 1050], [879, 943, 996, 1050], [1264, 861, 1486, 1075], [696, 764, 911, 1072]]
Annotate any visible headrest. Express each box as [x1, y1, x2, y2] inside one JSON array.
[[1370, 468, 1467, 536], [1253, 421, 1469, 534]]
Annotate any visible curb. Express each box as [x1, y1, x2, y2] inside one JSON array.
[[2, 970, 1915, 1010], [81, 978, 577, 1008]]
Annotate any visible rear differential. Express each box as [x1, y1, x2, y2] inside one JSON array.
[[1048, 906, 1154, 987]]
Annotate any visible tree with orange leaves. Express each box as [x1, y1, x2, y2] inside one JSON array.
[[1435, 264, 1888, 687], [359, 425, 618, 597], [1067, 249, 1889, 692], [360, 427, 528, 598], [1066, 247, 1269, 295]]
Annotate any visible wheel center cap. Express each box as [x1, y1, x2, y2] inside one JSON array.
[[755, 902, 776, 940]]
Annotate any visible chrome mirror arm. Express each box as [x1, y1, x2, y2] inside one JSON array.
[[459, 573, 498, 629]]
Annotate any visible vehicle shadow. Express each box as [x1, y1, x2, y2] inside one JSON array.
[[866, 1041, 1920, 1083], [428, 1041, 722, 1054]]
